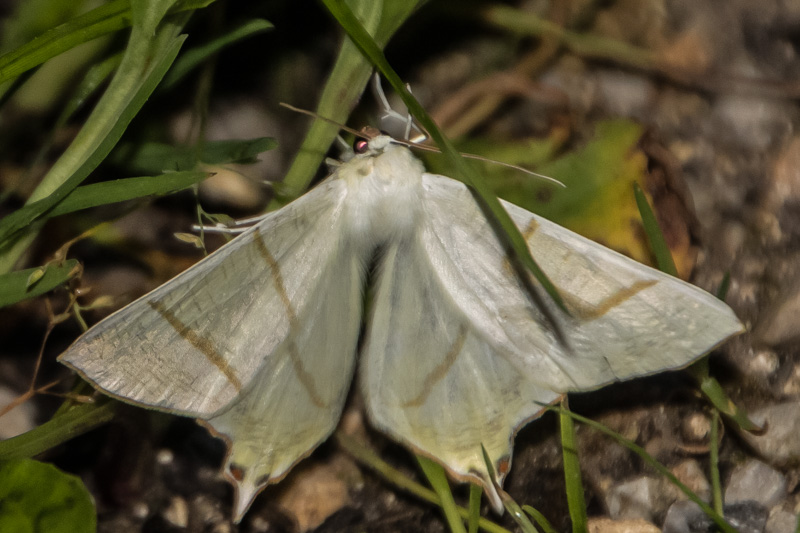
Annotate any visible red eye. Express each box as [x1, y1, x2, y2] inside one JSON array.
[[354, 139, 370, 153]]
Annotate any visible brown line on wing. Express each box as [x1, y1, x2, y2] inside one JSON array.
[[502, 218, 541, 276], [148, 300, 243, 391], [566, 279, 658, 320], [402, 324, 469, 408], [253, 232, 326, 409]]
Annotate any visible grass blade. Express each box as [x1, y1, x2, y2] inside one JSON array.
[[417, 455, 467, 533], [559, 399, 587, 533]]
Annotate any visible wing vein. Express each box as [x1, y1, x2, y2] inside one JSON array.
[[253, 232, 326, 408], [148, 300, 243, 391]]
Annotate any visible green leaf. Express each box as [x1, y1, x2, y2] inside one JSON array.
[[0, 400, 118, 461], [501, 493, 539, 533], [467, 484, 481, 533], [559, 399, 587, 533], [0, 459, 96, 533], [0, 260, 79, 308], [522, 506, 559, 533], [5, 170, 209, 228], [692, 366, 762, 432], [111, 137, 277, 174], [48, 171, 211, 217], [0, 0, 131, 85]]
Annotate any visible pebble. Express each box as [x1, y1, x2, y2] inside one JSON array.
[[662, 500, 706, 533], [711, 93, 793, 151], [662, 500, 769, 533], [766, 508, 798, 533], [747, 349, 781, 379], [740, 402, 800, 464], [605, 476, 675, 521], [725, 459, 787, 508], [588, 517, 661, 533], [754, 277, 800, 346], [725, 501, 770, 533], [163, 496, 189, 528], [680, 413, 712, 443], [671, 460, 711, 503]]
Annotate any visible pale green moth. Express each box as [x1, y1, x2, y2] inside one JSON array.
[[59, 130, 744, 522]]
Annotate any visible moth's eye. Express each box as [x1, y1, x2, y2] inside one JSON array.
[[354, 139, 370, 154]]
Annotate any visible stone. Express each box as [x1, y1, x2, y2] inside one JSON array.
[[725, 459, 786, 507], [740, 403, 800, 464]]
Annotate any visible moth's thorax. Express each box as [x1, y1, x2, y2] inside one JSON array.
[[340, 139, 424, 246]]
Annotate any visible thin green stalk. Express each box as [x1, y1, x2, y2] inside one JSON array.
[[417, 455, 467, 533], [710, 410, 723, 515], [559, 399, 587, 533], [468, 484, 482, 533]]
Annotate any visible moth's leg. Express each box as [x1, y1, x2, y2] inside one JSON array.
[[371, 73, 427, 143]]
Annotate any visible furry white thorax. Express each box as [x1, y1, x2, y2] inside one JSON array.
[[338, 136, 424, 247]]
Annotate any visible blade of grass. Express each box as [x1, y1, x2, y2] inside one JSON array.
[[468, 484, 482, 533], [503, 495, 539, 533], [111, 137, 277, 173], [632, 182, 677, 276], [694, 368, 762, 432], [482, 6, 656, 71], [559, 398, 587, 533], [522, 506, 558, 533], [44, 170, 210, 218], [0, 0, 130, 85], [321, 0, 567, 314], [0, 399, 118, 460], [418, 455, 467, 533], [0, 0, 216, 85], [710, 410, 723, 515]]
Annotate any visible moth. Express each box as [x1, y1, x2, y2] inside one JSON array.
[[60, 129, 744, 522]]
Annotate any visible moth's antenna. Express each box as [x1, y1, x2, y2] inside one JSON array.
[[281, 101, 565, 188], [384, 138, 566, 188], [279, 103, 366, 139]]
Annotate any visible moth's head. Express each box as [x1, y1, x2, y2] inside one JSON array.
[[353, 126, 394, 156]]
